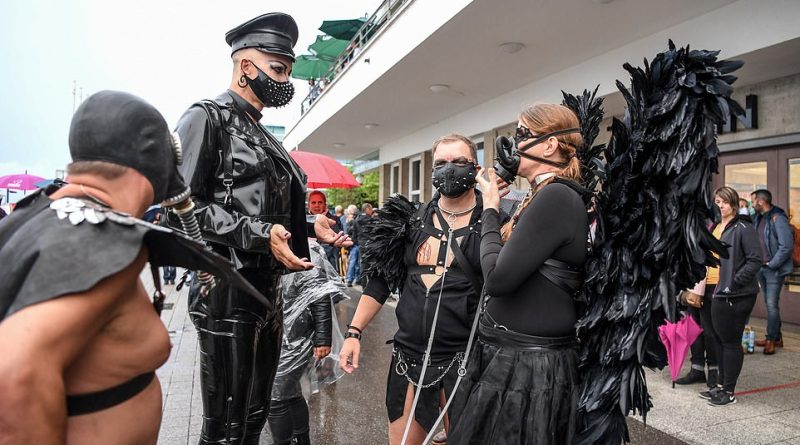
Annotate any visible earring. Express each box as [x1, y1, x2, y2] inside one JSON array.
[[238, 74, 247, 88]]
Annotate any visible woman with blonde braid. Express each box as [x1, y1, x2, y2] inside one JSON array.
[[448, 104, 588, 444]]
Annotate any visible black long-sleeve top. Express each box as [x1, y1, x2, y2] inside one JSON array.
[[481, 181, 588, 337], [309, 298, 332, 346], [715, 217, 762, 298]]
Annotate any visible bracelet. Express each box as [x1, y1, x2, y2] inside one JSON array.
[[344, 331, 362, 341], [347, 324, 363, 334]]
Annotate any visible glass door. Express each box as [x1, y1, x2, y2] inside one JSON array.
[[717, 145, 800, 326]]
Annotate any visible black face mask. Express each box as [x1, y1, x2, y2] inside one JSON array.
[[432, 162, 477, 198], [244, 61, 295, 108]]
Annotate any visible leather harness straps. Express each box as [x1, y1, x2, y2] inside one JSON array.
[[405, 202, 484, 298], [198, 100, 234, 208]]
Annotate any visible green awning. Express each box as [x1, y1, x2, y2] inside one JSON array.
[[291, 55, 333, 81]]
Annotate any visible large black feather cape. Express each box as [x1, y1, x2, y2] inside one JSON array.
[[573, 41, 742, 444]]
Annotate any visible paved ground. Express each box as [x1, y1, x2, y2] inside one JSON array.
[[642, 316, 800, 445], [148, 270, 800, 444]]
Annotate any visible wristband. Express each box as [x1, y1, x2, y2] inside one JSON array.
[[347, 324, 363, 334], [344, 331, 362, 341]]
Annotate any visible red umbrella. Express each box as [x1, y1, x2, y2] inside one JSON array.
[[289, 151, 360, 189], [658, 313, 704, 387], [0, 174, 46, 191]]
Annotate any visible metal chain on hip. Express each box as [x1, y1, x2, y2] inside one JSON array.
[[394, 348, 465, 389]]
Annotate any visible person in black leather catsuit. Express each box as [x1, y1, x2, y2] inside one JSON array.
[[175, 13, 349, 445]]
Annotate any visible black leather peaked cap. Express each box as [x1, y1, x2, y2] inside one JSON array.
[[225, 12, 299, 61], [69, 90, 176, 204]]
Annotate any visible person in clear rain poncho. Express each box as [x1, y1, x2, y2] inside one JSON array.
[[267, 239, 346, 445]]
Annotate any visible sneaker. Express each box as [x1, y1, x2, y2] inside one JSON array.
[[708, 390, 737, 406], [675, 369, 706, 385], [699, 386, 722, 400]]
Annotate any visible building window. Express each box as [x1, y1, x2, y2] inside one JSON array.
[[789, 159, 800, 226], [475, 141, 484, 166], [409, 156, 421, 202], [725, 161, 767, 204], [390, 162, 400, 195]]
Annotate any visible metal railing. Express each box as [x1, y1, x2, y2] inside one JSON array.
[[300, 0, 410, 115]]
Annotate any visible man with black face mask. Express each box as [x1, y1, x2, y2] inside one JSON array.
[[339, 134, 508, 445], [175, 12, 349, 445]]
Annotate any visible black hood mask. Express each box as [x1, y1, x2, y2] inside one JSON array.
[[69, 90, 186, 205]]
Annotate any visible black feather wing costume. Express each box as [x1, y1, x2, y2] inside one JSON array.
[[360, 194, 418, 293], [562, 86, 607, 202], [573, 41, 743, 444]]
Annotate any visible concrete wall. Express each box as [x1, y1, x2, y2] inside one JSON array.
[[377, 0, 800, 167], [718, 72, 800, 145], [421, 150, 433, 202]]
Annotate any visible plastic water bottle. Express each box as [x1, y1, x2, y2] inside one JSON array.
[[742, 326, 750, 351], [748, 328, 756, 354]]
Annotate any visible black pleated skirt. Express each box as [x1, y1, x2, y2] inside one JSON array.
[[448, 315, 579, 445]]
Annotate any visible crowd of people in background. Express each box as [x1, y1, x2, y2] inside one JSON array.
[[305, 190, 377, 287], [676, 186, 794, 407]]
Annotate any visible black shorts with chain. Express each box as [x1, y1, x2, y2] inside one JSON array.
[[386, 345, 464, 432]]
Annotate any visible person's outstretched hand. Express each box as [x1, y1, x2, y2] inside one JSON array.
[[314, 214, 353, 247], [269, 224, 314, 271]]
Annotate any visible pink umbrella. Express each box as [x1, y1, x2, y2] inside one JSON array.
[[0, 174, 46, 191], [658, 314, 703, 387], [289, 151, 360, 189]]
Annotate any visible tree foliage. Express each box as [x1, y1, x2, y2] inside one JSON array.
[[325, 169, 379, 209]]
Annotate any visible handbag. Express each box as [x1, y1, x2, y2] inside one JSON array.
[[679, 279, 706, 308]]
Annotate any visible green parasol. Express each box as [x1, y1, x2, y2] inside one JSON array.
[[291, 55, 334, 81], [308, 35, 350, 61], [319, 18, 367, 41]]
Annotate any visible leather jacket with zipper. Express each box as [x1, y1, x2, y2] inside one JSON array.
[[175, 90, 310, 270]]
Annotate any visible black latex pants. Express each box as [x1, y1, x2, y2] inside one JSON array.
[[267, 397, 311, 445], [189, 268, 282, 445]]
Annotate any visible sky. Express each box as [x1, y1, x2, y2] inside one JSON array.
[[0, 0, 380, 201]]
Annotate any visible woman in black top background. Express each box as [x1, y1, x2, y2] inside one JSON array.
[[448, 104, 588, 444], [702, 186, 761, 407]]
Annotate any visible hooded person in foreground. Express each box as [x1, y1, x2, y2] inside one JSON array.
[[0, 90, 266, 444]]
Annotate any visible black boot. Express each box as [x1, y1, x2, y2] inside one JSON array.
[[675, 369, 706, 385], [706, 369, 718, 388], [292, 433, 312, 445]]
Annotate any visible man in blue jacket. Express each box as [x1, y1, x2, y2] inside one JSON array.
[[751, 189, 794, 354]]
